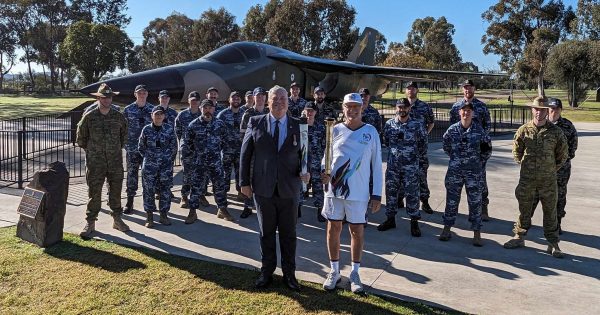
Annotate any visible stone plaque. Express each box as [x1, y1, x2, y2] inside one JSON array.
[[17, 188, 45, 219]]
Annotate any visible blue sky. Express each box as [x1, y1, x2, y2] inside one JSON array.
[[11, 0, 578, 73]]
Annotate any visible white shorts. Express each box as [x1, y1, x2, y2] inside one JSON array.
[[321, 197, 369, 224]]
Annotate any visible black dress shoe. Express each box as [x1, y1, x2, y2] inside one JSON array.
[[283, 274, 300, 291], [255, 273, 273, 289]]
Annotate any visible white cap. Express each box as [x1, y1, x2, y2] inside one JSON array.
[[343, 93, 362, 105]]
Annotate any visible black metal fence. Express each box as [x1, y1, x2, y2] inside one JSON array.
[[1, 103, 530, 189], [0, 111, 86, 188], [373, 100, 532, 141]]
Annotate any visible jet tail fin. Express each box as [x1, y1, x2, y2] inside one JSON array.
[[346, 27, 379, 65]]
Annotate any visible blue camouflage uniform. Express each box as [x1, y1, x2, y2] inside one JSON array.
[[409, 99, 435, 201], [181, 116, 228, 210], [175, 108, 201, 199], [159, 106, 178, 127], [138, 123, 177, 213], [450, 98, 491, 209], [123, 102, 154, 197], [300, 121, 326, 208], [384, 117, 427, 219], [216, 107, 246, 193], [312, 101, 337, 123], [288, 97, 307, 119], [442, 121, 492, 231], [215, 103, 227, 115], [362, 104, 383, 134]]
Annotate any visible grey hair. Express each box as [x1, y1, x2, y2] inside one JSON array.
[[268, 85, 288, 98]]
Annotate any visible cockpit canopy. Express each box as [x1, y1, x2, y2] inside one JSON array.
[[201, 42, 262, 64]]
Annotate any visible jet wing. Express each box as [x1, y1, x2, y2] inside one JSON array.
[[268, 52, 506, 77], [376, 74, 448, 82]]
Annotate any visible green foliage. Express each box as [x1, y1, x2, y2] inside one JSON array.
[[69, 0, 131, 28], [137, 8, 240, 71], [140, 13, 196, 70], [381, 43, 433, 69], [481, 0, 574, 96], [547, 40, 600, 106], [240, 0, 359, 60], [571, 0, 600, 39], [59, 21, 132, 84], [404, 16, 462, 70], [192, 7, 241, 57], [0, 22, 17, 90]]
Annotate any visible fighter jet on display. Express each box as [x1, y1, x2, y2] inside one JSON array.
[[80, 27, 504, 104]]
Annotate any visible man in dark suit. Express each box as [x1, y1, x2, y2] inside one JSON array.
[[240, 85, 310, 290]]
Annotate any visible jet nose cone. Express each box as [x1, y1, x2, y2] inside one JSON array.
[[80, 68, 185, 104]]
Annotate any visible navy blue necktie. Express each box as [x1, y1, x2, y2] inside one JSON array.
[[273, 120, 280, 149]]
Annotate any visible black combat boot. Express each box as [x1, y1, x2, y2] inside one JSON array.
[[377, 217, 396, 231], [481, 204, 490, 222], [410, 218, 421, 237], [420, 198, 433, 214], [123, 196, 134, 214]]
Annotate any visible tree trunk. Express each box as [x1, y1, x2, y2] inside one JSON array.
[[25, 50, 35, 90], [537, 70, 545, 98]]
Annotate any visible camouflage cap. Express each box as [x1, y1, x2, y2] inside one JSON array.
[[548, 98, 563, 109], [396, 98, 411, 107], [91, 83, 120, 97], [152, 106, 165, 114], [405, 81, 418, 89], [459, 101, 474, 110], [200, 99, 215, 107]]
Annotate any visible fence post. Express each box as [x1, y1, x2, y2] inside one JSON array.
[[17, 131, 23, 189]]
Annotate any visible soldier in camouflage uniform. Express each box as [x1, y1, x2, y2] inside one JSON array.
[[504, 97, 568, 258], [240, 90, 254, 112], [377, 98, 427, 236], [77, 83, 130, 238], [239, 87, 270, 218], [439, 102, 492, 246], [450, 80, 492, 221], [288, 82, 307, 119], [122, 84, 154, 214], [181, 99, 232, 223], [84, 102, 120, 114], [359, 88, 383, 134], [175, 91, 202, 208], [531, 98, 578, 234], [299, 102, 327, 221], [157, 90, 178, 126], [309, 86, 337, 123], [216, 91, 246, 201], [139, 106, 178, 228], [207, 86, 226, 115], [405, 82, 435, 214]]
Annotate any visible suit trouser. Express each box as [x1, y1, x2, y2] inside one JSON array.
[[255, 192, 298, 275]]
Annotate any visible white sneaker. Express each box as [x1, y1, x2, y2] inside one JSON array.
[[349, 271, 364, 293], [323, 271, 341, 291]]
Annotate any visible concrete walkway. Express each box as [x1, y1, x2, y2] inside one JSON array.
[[1, 122, 599, 315]]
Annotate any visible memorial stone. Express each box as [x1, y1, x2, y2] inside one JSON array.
[[16, 161, 69, 247]]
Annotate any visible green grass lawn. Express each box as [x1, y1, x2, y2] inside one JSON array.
[[0, 227, 454, 314], [0, 95, 91, 120]]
